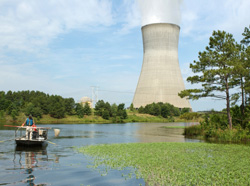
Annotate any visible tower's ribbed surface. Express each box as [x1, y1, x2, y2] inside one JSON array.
[[133, 23, 191, 108]]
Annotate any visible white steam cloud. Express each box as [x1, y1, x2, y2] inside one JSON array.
[[137, 0, 183, 26]]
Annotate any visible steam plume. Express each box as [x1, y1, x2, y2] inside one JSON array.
[[137, 0, 183, 26]]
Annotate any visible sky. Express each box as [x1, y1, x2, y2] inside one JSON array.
[[0, 0, 250, 111]]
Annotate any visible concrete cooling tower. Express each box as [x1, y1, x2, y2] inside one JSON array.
[[133, 23, 191, 109]]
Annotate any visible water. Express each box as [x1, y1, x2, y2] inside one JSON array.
[[0, 122, 200, 185]]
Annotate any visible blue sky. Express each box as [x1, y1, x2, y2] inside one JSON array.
[[0, 0, 250, 111]]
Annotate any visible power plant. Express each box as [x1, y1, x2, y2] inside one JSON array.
[[133, 23, 191, 109]]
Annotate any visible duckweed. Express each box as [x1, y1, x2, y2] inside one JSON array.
[[78, 143, 250, 185]]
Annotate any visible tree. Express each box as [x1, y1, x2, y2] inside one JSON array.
[[94, 100, 111, 119], [11, 109, 18, 121], [24, 102, 43, 118], [117, 103, 127, 119], [240, 26, 250, 106], [64, 98, 75, 115], [179, 30, 239, 129], [129, 103, 134, 111], [111, 103, 118, 117], [102, 110, 110, 120], [50, 102, 65, 119], [83, 103, 92, 116], [75, 103, 84, 118]]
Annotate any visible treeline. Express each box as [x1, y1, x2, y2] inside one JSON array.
[[0, 90, 128, 122], [136, 102, 190, 119], [0, 90, 78, 119]]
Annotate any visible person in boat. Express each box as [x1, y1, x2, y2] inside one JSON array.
[[21, 115, 37, 140]]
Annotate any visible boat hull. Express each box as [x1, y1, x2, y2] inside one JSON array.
[[15, 138, 47, 146]]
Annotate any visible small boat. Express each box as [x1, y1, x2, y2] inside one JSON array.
[[14, 126, 51, 146]]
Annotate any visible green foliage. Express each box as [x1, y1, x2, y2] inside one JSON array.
[[83, 103, 92, 116], [48, 95, 66, 119], [64, 98, 75, 115], [180, 112, 200, 120], [181, 107, 190, 115], [117, 103, 127, 119], [110, 103, 118, 117], [179, 29, 250, 129], [75, 103, 84, 118], [0, 110, 4, 120], [183, 125, 203, 136], [94, 100, 127, 122], [102, 110, 110, 120], [79, 143, 250, 186], [138, 102, 180, 118], [11, 109, 18, 121], [0, 90, 77, 119], [49, 102, 65, 119], [184, 106, 250, 142], [129, 103, 134, 111], [24, 102, 43, 118]]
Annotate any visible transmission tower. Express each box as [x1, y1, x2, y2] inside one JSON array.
[[91, 86, 99, 108]]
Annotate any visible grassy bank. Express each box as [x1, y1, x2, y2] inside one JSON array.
[[0, 111, 201, 125], [78, 142, 250, 185], [184, 125, 250, 142]]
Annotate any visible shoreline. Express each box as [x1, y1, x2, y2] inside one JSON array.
[[0, 112, 201, 125]]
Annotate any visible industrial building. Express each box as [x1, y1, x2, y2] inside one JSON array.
[[133, 23, 191, 109]]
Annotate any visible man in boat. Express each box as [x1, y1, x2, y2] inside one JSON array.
[[21, 115, 37, 140]]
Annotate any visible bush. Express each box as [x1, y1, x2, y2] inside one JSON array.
[[180, 112, 200, 120], [137, 102, 180, 118], [184, 125, 203, 137]]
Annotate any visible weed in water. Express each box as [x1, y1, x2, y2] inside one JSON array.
[[78, 143, 250, 186]]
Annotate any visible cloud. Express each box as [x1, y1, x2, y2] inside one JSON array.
[[0, 0, 114, 51], [138, 0, 183, 26], [181, 0, 250, 41], [114, 0, 141, 35]]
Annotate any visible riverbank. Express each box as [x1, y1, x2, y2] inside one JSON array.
[[78, 142, 250, 186], [0, 111, 201, 125], [184, 124, 250, 143]]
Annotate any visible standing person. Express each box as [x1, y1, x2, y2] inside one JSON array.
[[21, 115, 36, 140]]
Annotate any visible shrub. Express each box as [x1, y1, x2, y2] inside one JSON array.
[[184, 125, 203, 136]]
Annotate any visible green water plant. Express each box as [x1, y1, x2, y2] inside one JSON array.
[[78, 143, 250, 186]]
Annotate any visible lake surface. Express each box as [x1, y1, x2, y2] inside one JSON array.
[[0, 122, 201, 186]]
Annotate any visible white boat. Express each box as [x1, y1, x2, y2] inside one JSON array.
[[15, 126, 51, 146]]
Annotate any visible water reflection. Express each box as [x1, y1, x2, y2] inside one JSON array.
[[136, 122, 202, 143], [14, 145, 49, 186]]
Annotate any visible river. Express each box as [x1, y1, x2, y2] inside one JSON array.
[[0, 122, 201, 186]]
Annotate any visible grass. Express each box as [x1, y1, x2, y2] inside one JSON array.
[[163, 126, 186, 129], [78, 143, 250, 186], [184, 124, 250, 143]]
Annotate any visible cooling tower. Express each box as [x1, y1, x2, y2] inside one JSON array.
[[133, 23, 191, 109]]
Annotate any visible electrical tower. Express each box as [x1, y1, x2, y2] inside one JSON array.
[[91, 86, 99, 108]]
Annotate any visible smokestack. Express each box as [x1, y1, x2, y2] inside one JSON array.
[[133, 23, 191, 109]]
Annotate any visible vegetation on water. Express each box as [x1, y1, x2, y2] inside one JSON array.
[[78, 142, 250, 186]]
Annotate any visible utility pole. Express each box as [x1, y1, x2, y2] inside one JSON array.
[[91, 86, 99, 108]]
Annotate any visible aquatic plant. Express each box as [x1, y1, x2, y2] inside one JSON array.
[[78, 143, 250, 185]]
